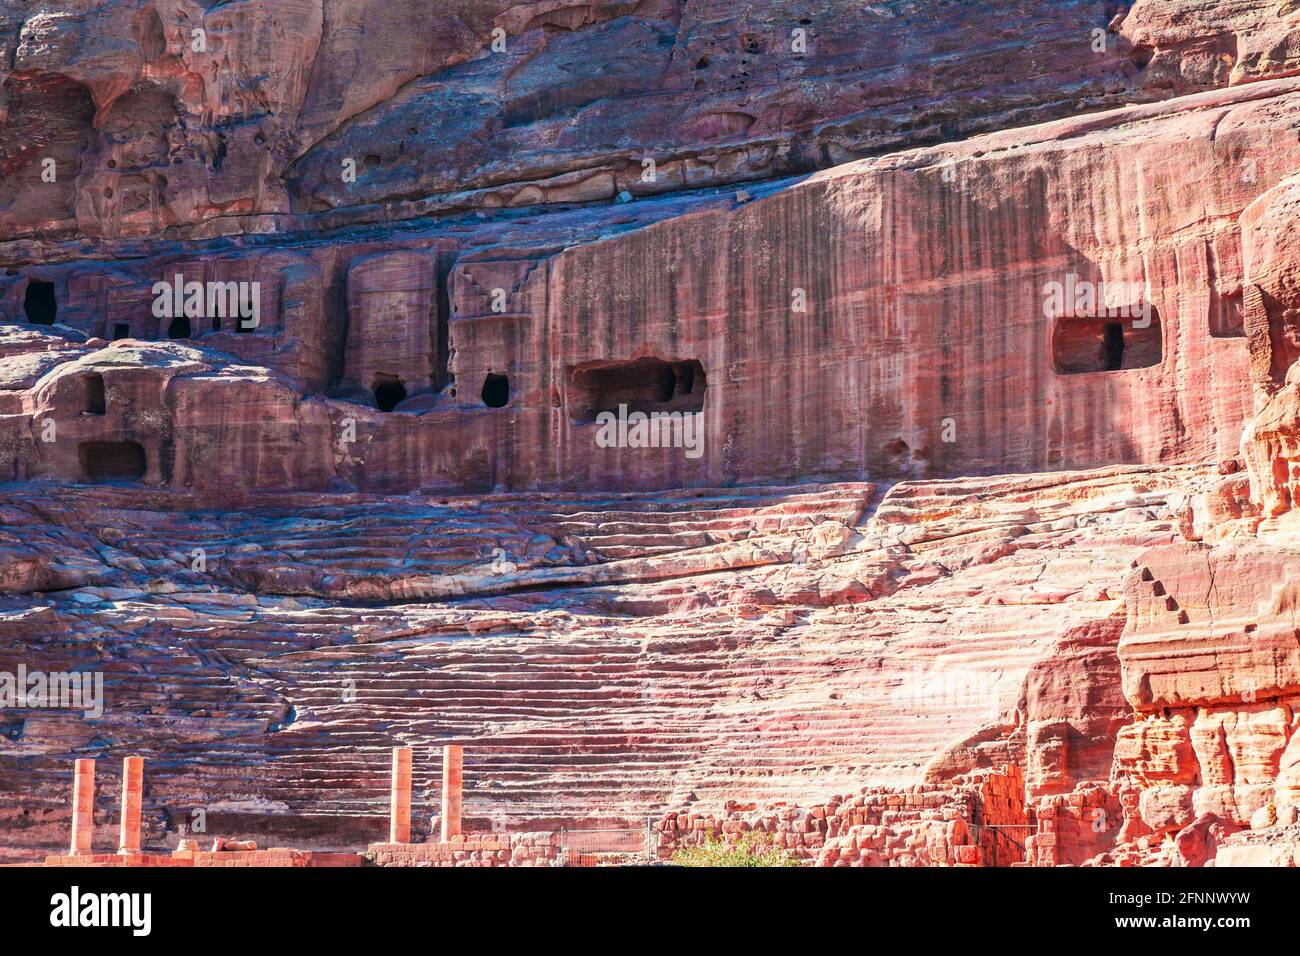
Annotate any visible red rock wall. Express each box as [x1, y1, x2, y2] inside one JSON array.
[[366, 833, 561, 867], [7, 1, 1294, 242], [1111, 545, 1300, 831], [7, 2, 1300, 870], [6, 80, 1300, 494]]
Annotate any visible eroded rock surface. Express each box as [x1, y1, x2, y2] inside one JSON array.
[[4, 2, 1300, 866], [5, 0, 1296, 241], [0, 465, 1203, 860]]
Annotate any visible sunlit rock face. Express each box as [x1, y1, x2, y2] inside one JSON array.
[[4, 2, 1300, 867], [7, 80, 1300, 494], [2, 0, 1295, 241]]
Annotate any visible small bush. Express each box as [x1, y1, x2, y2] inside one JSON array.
[[671, 833, 802, 867]]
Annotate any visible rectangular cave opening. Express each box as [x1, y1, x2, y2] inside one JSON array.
[[1052, 310, 1161, 375], [24, 279, 57, 325], [81, 373, 106, 415], [79, 441, 146, 482], [112, 323, 131, 340], [432, 257, 452, 392], [1103, 322, 1124, 370], [567, 358, 707, 422]]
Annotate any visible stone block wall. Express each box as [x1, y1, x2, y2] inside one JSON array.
[[653, 767, 1028, 867], [1026, 785, 1122, 867], [366, 832, 562, 867]]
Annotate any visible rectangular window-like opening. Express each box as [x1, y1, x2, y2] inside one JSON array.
[[112, 323, 131, 340], [433, 257, 452, 392], [79, 441, 146, 482], [81, 374, 106, 415], [1052, 310, 1161, 375], [24, 279, 57, 325], [567, 358, 707, 422]]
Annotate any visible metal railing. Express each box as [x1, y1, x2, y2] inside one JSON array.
[[970, 822, 1034, 865], [559, 819, 655, 866]]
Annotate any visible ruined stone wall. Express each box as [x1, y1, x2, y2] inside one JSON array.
[[41, 848, 365, 867], [366, 832, 562, 867], [654, 770, 1025, 867], [1025, 785, 1122, 867]]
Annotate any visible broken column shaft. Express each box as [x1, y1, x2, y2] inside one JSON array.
[[118, 756, 144, 855], [70, 758, 95, 856], [390, 746, 413, 844], [442, 744, 463, 841]]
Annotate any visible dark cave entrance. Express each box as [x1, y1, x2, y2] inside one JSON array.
[[482, 373, 510, 408], [81, 374, 106, 415], [374, 380, 407, 412], [24, 280, 57, 325], [79, 441, 146, 482], [566, 358, 707, 422], [112, 323, 131, 340], [1051, 311, 1161, 375], [433, 257, 452, 392], [167, 315, 191, 339], [1102, 322, 1125, 371]]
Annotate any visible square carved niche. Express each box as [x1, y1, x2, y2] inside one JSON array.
[[567, 358, 706, 423], [1051, 310, 1161, 375]]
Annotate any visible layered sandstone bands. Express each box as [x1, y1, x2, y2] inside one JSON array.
[[4, 1, 1300, 867], [5, 0, 1297, 243], [6, 77, 1300, 494], [0, 463, 1224, 862]]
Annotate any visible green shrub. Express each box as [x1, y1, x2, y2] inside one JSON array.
[[671, 833, 802, 867]]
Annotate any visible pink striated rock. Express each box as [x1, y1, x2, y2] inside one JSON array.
[[5, 1, 1300, 871], [3, 1, 1296, 241], [9, 81, 1300, 494]]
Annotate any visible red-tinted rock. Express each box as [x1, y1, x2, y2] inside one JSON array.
[[5, 1, 1300, 870]]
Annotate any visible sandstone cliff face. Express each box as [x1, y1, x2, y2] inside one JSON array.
[[2, 1, 1297, 240], [4, 2, 1300, 867], [5, 79, 1300, 493]]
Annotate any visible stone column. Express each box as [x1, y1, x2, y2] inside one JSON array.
[[390, 746, 413, 844], [441, 744, 463, 842], [70, 758, 95, 856], [118, 756, 144, 855]]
